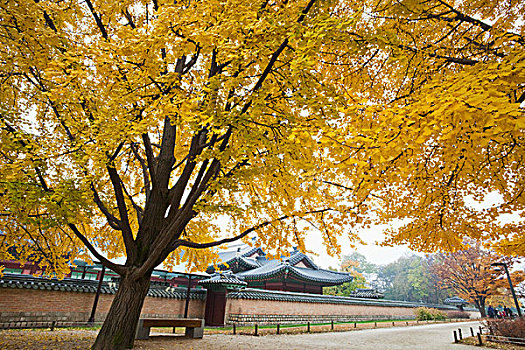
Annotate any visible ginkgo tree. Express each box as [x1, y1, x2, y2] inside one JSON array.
[[0, 0, 361, 348], [0, 0, 524, 349]]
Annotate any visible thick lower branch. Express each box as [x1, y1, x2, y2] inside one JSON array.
[[106, 166, 136, 259], [91, 183, 122, 230], [68, 223, 126, 275]]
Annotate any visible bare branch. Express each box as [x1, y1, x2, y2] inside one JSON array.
[[173, 208, 333, 250]]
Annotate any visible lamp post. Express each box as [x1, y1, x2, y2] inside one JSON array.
[[491, 262, 522, 317], [88, 265, 106, 324]]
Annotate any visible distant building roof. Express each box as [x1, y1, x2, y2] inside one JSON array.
[[236, 260, 352, 286], [444, 296, 468, 306], [198, 272, 247, 290], [207, 245, 265, 273], [349, 288, 384, 299]]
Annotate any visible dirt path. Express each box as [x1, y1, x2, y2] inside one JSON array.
[[0, 321, 485, 349], [140, 321, 486, 350]]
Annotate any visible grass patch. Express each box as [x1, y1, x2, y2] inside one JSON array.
[[205, 319, 414, 332]]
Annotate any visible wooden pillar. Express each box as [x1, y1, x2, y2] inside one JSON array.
[[184, 275, 192, 318]]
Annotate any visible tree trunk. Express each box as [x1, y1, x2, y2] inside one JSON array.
[[475, 298, 487, 318], [92, 272, 151, 350]]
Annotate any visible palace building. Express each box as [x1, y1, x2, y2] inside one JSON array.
[[206, 244, 353, 295]]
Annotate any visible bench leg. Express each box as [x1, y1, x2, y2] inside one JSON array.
[[135, 319, 151, 340], [184, 319, 204, 339]]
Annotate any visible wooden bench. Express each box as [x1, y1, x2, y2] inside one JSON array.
[[135, 318, 204, 340]]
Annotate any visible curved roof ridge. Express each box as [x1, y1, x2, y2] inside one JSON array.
[[286, 251, 318, 269], [288, 266, 352, 284], [236, 262, 352, 286], [241, 246, 265, 258]]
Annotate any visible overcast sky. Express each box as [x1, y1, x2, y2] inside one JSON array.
[[302, 192, 524, 270], [303, 224, 417, 269]]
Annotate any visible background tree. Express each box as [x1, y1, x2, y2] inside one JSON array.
[[342, 252, 378, 274], [324, 254, 372, 296], [486, 284, 525, 313], [430, 242, 524, 317], [374, 254, 451, 303], [516, 280, 525, 299]]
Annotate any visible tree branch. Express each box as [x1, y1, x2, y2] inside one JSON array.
[[33, 0, 57, 33], [67, 224, 126, 275], [119, 177, 144, 226], [122, 8, 136, 29], [130, 142, 151, 201], [141, 133, 157, 184], [90, 183, 122, 230], [85, 0, 109, 40], [517, 91, 525, 104], [106, 166, 136, 259], [172, 208, 333, 250], [167, 130, 203, 211], [435, 0, 492, 31]]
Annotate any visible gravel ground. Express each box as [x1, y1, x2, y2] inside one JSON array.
[[142, 321, 486, 350], [0, 321, 486, 349]]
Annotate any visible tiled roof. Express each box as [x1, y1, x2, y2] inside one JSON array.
[[444, 297, 468, 305], [227, 288, 470, 310], [225, 256, 260, 271], [217, 247, 264, 263], [0, 274, 206, 300], [349, 288, 384, 299], [236, 260, 352, 286], [198, 272, 247, 289], [209, 246, 351, 286], [208, 246, 264, 273], [285, 251, 318, 269]]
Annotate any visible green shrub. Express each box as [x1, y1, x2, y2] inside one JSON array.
[[415, 307, 447, 321]]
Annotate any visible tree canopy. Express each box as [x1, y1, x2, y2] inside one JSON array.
[[325, 0, 525, 254], [0, 0, 359, 277], [430, 242, 524, 316], [0, 0, 524, 348], [1, 0, 524, 274]]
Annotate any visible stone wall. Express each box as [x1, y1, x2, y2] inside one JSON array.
[[224, 288, 480, 325], [0, 275, 481, 329], [0, 275, 206, 328]]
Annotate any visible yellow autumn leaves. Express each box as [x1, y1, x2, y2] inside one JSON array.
[[0, 0, 524, 279]]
